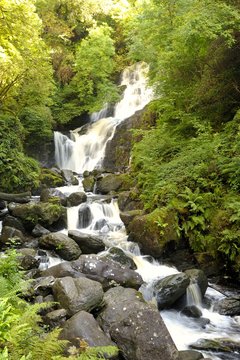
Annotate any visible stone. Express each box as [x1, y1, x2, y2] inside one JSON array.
[[59, 311, 116, 349], [101, 247, 137, 270], [52, 277, 104, 316], [181, 305, 202, 318], [68, 230, 105, 254], [44, 309, 68, 329], [32, 224, 50, 237], [67, 192, 87, 207], [190, 338, 240, 353], [98, 286, 179, 360], [41, 261, 85, 279], [39, 232, 81, 261], [120, 210, 144, 227], [18, 254, 40, 270], [213, 296, 240, 316], [95, 174, 131, 194], [2, 215, 25, 233], [153, 273, 190, 310], [0, 226, 25, 246], [72, 255, 143, 290], [82, 176, 95, 192], [61, 169, 78, 185]]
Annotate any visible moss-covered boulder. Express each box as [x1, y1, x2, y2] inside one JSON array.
[[82, 176, 95, 192], [96, 174, 133, 195], [118, 189, 144, 212], [10, 202, 66, 230], [39, 233, 81, 261], [39, 168, 65, 188], [127, 208, 180, 257]]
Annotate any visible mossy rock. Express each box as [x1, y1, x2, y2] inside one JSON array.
[[96, 173, 134, 195], [11, 202, 66, 230], [82, 176, 95, 192], [128, 207, 180, 257], [39, 168, 65, 188]]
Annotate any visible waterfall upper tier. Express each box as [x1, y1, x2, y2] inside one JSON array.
[[54, 62, 153, 173]]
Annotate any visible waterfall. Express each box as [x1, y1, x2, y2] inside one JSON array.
[[54, 62, 153, 173]]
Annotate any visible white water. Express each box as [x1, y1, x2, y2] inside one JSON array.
[[54, 62, 153, 173], [53, 63, 240, 359]]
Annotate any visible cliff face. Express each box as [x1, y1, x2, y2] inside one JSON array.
[[103, 105, 156, 172]]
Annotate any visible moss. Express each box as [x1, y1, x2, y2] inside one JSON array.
[[39, 168, 65, 188]]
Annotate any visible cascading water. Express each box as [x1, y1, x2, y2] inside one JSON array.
[[54, 62, 153, 173], [54, 63, 240, 360]]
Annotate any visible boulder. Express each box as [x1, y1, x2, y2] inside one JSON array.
[[153, 273, 190, 310], [72, 254, 143, 290], [40, 168, 65, 188], [98, 286, 179, 360], [95, 174, 132, 195], [68, 230, 105, 254], [181, 305, 202, 318], [0, 200, 6, 210], [41, 261, 84, 279], [82, 176, 95, 192], [118, 191, 143, 212], [39, 232, 81, 261], [213, 296, 240, 316], [78, 204, 92, 228], [28, 276, 55, 297], [10, 202, 66, 230], [127, 208, 180, 258], [52, 277, 104, 316], [18, 254, 40, 270], [61, 169, 79, 185], [0, 226, 25, 246], [2, 215, 25, 233], [67, 192, 87, 207], [40, 188, 67, 206], [59, 311, 116, 349], [101, 247, 137, 270], [32, 224, 50, 237], [184, 269, 208, 297], [190, 338, 240, 354], [44, 308, 68, 329], [120, 210, 144, 227]]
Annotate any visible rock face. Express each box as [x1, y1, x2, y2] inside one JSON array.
[[98, 286, 179, 360], [59, 311, 116, 348], [72, 254, 143, 290], [52, 277, 104, 316], [68, 230, 105, 254], [153, 273, 190, 310], [39, 232, 81, 260]]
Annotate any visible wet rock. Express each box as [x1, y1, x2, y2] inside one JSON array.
[[0, 226, 25, 246], [213, 296, 240, 316], [67, 192, 87, 207], [29, 276, 55, 297], [120, 209, 144, 227], [32, 224, 50, 237], [40, 168, 65, 188], [68, 230, 105, 254], [181, 305, 202, 318], [190, 338, 240, 354], [153, 273, 190, 310], [52, 277, 104, 316], [59, 311, 116, 350], [82, 175, 95, 192], [95, 174, 131, 194], [118, 190, 143, 212], [179, 350, 204, 360], [72, 254, 143, 290], [18, 254, 40, 270], [101, 247, 137, 270], [0, 200, 6, 210], [44, 308, 68, 329], [40, 188, 67, 206], [98, 286, 179, 360], [78, 204, 92, 228], [39, 232, 81, 261], [61, 169, 79, 185], [42, 261, 85, 279], [2, 215, 25, 233], [185, 269, 208, 297]]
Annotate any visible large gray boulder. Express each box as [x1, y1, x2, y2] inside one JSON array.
[[98, 286, 179, 360], [213, 295, 240, 316], [68, 230, 105, 254], [153, 273, 190, 310], [59, 311, 116, 349], [72, 254, 143, 290], [52, 277, 104, 316], [41, 261, 84, 279], [39, 232, 81, 261]]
